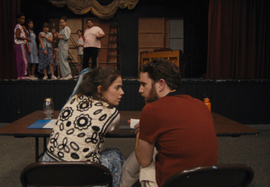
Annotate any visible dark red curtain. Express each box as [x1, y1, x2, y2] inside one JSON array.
[[0, 0, 21, 79], [207, 0, 270, 79]]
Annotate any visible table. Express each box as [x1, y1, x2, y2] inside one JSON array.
[[0, 110, 259, 161]]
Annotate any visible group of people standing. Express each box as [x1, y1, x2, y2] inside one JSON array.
[[14, 13, 72, 80], [14, 13, 104, 80]]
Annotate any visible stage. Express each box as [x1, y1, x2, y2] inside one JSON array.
[[1, 78, 270, 124]]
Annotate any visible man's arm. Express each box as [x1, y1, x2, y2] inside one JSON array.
[[96, 33, 105, 39], [135, 130, 155, 167]]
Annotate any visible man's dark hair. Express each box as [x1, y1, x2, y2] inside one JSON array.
[[86, 19, 94, 23], [140, 59, 181, 90]]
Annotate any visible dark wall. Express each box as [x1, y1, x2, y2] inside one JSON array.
[[21, 0, 209, 78], [1, 79, 270, 124]]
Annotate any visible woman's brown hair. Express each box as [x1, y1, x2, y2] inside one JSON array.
[[77, 66, 121, 101]]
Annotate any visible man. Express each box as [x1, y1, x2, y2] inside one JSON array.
[[120, 59, 218, 187], [83, 19, 105, 69]]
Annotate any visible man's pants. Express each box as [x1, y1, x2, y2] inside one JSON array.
[[120, 150, 158, 187], [83, 47, 100, 69]]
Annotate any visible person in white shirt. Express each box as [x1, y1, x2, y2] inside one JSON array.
[[83, 19, 105, 69], [76, 29, 84, 75]]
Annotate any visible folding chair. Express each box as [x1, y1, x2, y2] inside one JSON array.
[[161, 164, 254, 187], [20, 161, 113, 187]]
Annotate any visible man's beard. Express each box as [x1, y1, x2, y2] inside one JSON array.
[[145, 86, 159, 103]]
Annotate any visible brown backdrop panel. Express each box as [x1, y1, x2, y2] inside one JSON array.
[[138, 18, 164, 32]]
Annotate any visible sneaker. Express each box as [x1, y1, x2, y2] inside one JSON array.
[[51, 75, 57, 80], [21, 76, 30, 80], [63, 74, 73, 80], [29, 75, 38, 80], [43, 76, 48, 80]]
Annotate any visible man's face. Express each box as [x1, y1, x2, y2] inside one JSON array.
[[87, 20, 93, 28], [139, 72, 159, 103]]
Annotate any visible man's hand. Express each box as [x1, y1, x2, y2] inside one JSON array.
[[134, 123, 140, 134], [96, 34, 105, 39]]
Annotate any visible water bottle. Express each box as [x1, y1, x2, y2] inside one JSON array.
[[43, 98, 54, 119]]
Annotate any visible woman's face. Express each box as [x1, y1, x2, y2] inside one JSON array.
[[17, 16, 25, 25], [43, 26, 49, 33], [77, 31, 82, 37], [101, 76, 124, 106], [60, 19, 67, 28], [28, 22, 33, 29]]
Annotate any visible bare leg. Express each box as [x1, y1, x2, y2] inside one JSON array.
[[49, 64, 55, 76], [43, 69, 47, 77], [57, 64, 61, 77], [31, 64, 36, 76]]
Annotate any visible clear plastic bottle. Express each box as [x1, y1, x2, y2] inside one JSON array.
[[43, 98, 54, 119], [204, 98, 211, 112]]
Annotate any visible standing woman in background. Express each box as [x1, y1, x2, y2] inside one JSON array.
[[26, 19, 39, 80], [14, 13, 32, 80], [54, 16, 73, 80]]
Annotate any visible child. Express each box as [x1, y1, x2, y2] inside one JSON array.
[[37, 22, 57, 80], [76, 29, 85, 75], [54, 46, 61, 78], [14, 13, 32, 80], [26, 19, 39, 80]]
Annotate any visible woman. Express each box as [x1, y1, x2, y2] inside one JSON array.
[[38, 22, 57, 80], [14, 13, 32, 80], [76, 29, 85, 75], [42, 66, 125, 187], [26, 19, 39, 80], [54, 16, 72, 80]]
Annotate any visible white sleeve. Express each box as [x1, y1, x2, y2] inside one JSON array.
[[98, 27, 105, 35], [107, 113, 120, 132]]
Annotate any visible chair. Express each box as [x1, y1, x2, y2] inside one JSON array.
[[161, 164, 254, 187], [20, 161, 113, 187]]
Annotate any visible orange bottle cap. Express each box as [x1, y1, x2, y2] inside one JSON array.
[[204, 98, 210, 102]]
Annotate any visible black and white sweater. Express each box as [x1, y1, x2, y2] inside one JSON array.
[[46, 95, 120, 162]]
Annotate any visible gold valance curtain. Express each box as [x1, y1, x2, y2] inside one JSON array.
[[49, 0, 139, 19]]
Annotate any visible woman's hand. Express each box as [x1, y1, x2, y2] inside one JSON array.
[[26, 38, 32, 42], [53, 32, 59, 38], [43, 49, 47, 55]]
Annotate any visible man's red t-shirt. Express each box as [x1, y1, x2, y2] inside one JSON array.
[[139, 94, 218, 186]]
